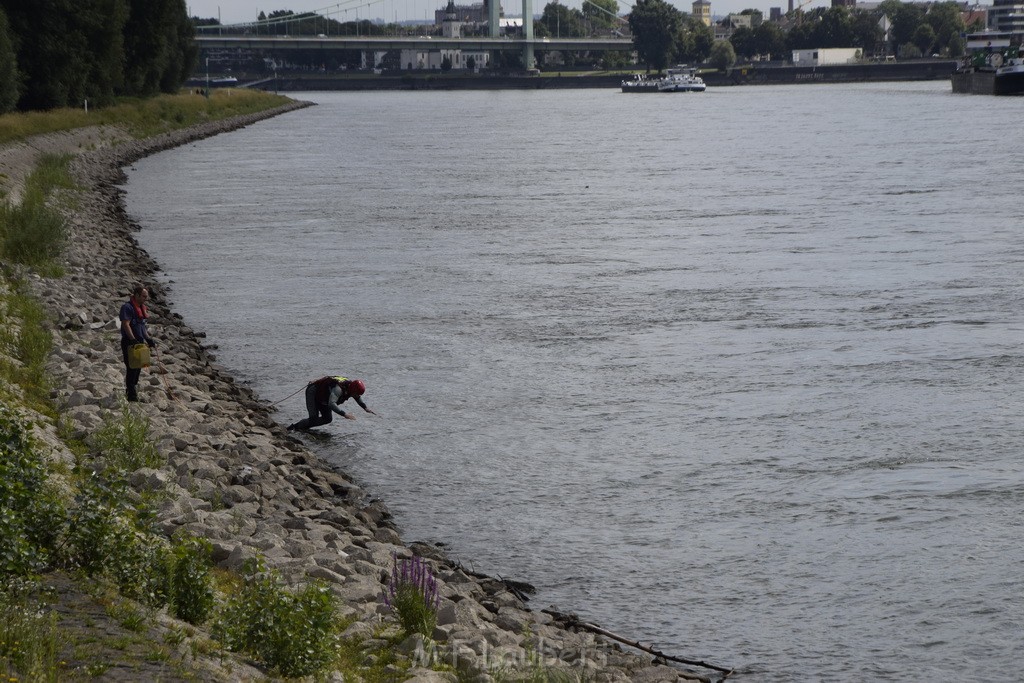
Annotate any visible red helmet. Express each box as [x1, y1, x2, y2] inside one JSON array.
[[348, 379, 366, 396]]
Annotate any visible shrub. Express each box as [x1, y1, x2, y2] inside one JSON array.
[[213, 558, 338, 677], [383, 554, 439, 638], [0, 407, 64, 580], [63, 472, 168, 607], [168, 536, 214, 625]]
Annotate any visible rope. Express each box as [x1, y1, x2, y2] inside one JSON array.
[[150, 347, 183, 404], [268, 385, 305, 407]]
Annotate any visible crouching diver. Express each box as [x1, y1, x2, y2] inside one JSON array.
[[287, 376, 376, 431]]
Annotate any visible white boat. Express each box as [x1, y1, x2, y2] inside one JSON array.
[[656, 66, 706, 93]]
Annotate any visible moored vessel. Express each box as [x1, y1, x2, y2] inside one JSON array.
[[952, 31, 1024, 96], [621, 66, 707, 93], [656, 65, 706, 92]]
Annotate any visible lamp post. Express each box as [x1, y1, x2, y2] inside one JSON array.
[[205, 57, 210, 98]]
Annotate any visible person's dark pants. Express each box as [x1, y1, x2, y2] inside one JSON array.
[[120, 338, 141, 401], [291, 384, 332, 430]]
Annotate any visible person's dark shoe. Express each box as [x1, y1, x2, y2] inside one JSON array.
[[126, 391, 139, 402], [286, 423, 297, 431]]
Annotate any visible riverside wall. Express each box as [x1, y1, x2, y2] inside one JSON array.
[[251, 60, 955, 91], [24, 102, 721, 682]]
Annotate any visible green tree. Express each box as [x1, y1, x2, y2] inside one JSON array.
[[925, 1, 964, 55], [887, 2, 924, 49], [730, 25, 756, 59], [912, 23, 935, 54], [539, 2, 587, 38], [122, 0, 196, 96], [812, 7, 853, 48], [467, 55, 476, 70], [628, 0, 682, 71], [752, 21, 786, 59], [850, 10, 885, 55], [674, 15, 714, 64], [898, 42, 922, 59], [709, 39, 736, 70], [582, 0, 619, 29], [0, 7, 18, 113], [2, 0, 129, 110], [786, 21, 817, 51], [947, 34, 965, 57]]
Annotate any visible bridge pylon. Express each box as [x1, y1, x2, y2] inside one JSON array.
[[522, 0, 534, 69]]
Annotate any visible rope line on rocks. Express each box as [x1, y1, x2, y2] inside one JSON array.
[[541, 608, 735, 680], [151, 348, 181, 403]]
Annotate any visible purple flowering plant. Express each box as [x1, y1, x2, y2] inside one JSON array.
[[383, 554, 440, 637]]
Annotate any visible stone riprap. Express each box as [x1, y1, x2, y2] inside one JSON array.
[[22, 102, 714, 683]]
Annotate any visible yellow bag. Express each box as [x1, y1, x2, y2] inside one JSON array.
[[127, 343, 150, 369]]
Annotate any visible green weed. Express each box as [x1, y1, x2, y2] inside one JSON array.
[[90, 401, 162, 472], [0, 583, 66, 682], [0, 201, 65, 267], [0, 283, 54, 410]]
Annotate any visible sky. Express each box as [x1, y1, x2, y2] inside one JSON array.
[[185, 0, 846, 25]]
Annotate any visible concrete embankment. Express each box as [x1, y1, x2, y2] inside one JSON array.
[[22, 102, 718, 681], [248, 60, 954, 92]]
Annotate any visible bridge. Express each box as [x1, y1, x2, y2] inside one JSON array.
[[195, 34, 633, 56]]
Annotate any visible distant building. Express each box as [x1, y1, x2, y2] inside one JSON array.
[[433, 0, 495, 25], [692, 0, 712, 27], [727, 13, 753, 29], [988, 0, 1024, 31], [403, 0, 492, 71], [792, 47, 863, 65], [770, 7, 782, 21], [961, 6, 988, 29], [831, 0, 855, 6], [442, 0, 463, 37], [399, 48, 490, 70]]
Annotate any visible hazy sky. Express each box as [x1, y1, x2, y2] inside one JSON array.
[[186, 0, 841, 25]]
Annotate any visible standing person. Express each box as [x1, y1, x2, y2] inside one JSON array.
[[287, 376, 376, 431], [119, 284, 156, 402]]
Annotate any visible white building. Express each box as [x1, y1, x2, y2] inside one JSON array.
[[398, 49, 491, 70], [792, 47, 862, 65]]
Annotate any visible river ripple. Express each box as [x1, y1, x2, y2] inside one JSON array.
[[126, 82, 1024, 681]]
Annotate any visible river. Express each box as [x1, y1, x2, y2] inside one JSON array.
[[124, 82, 1024, 681]]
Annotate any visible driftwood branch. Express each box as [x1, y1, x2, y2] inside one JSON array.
[[541, 608, 734, 679]]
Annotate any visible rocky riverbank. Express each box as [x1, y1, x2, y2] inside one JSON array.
[[19, 101, 720, 682]]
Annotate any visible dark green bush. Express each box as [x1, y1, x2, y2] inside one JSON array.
[[0, 407, 64, 580], [64, 473, 168, 607], [168, 536, 214, 625], [214, 558, 339, 677]]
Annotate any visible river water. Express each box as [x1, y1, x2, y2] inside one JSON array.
[[124, 83, 1024, 681]]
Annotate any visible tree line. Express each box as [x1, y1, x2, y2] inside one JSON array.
[[628, 0, 971, 72], [0, 0, 197, 113]]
